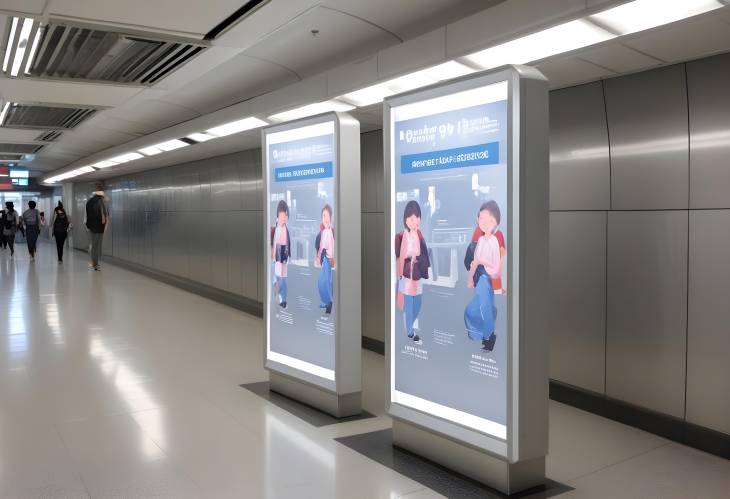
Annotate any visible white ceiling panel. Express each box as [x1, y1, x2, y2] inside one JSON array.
[[244, 6, 400, 78], [325, 0, 496, 40], [0, 1, 46, 15], [47, 0, 245, 38], [107, 99, 200, 132], [0, 128, 45, 143], [536, 56, 615, 89], [0, 79, 142, 108], [624, 16, 730, 63], [578, 42, 664, 73], [160, 54, 298, 115]]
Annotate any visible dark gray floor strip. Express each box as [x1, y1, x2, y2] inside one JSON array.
[[240, 382, 374, 427], [335, 429, 572, 499]]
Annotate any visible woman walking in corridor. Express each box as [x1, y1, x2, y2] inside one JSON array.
[[51, 201, 71, 263]]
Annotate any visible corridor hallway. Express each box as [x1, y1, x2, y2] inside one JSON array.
[[0, 242, 728, 498]]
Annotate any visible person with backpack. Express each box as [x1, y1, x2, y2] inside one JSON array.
[[85, 183, 109, 271], [21, 200, 42, 260], [51, 201, 71, 263], [0, 208, 6, 250], [2, 201, 19, 257]]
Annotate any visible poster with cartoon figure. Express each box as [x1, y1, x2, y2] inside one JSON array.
[[390, 81, 510, 439], [266, 121, 337, 381]]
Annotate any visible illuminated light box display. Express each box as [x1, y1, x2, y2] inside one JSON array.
[[384, 66, 549, 495], [262, 112, 362, 417]]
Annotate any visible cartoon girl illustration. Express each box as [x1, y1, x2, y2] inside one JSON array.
[[271, 200, 290, 309], [464, 200, 501, 351], [315, 204, 335, 314], [394, 200, 430, 345]]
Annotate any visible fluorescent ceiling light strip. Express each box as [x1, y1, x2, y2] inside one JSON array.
[[3, 17, 18, 72], [25, 26, 42, 75], [76, 166, 95, 173], [93, 160, 119, 169], [11, 18, 34, 77], [269, 100, 354, 122], [339, 61, 475, 107], [139, 139, 188, 156], [0, 102, 10, 125], [108, 152, 143, 164], [187, 132, 217, 142], [205, 117, 268, 137], [590, 0, 724, 35], [465, 19, 615, 69]]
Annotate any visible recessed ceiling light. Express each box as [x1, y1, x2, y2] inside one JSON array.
[[108, 152, 143, 164], [206, 117, 269, 137], [187, 132, 217, 142], [590, 0, 724, 35], [269, 100, 355, 122], [93, 160, 119, 169], [465, 19, 615, 70], [138, 139, 189, 156]]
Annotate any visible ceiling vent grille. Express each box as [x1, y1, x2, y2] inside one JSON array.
[[1, 103, 96, 130], [25, 23, 206, 86], [36, 130, 63, 141], [0, 153, 24, 161], [0, 143, 44, 154]]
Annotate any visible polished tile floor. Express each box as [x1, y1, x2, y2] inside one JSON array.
[[0, 242, 728, 498]]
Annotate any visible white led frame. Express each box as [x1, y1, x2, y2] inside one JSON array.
[[384, 66, 549, 462], [262, 113, 362, 394]]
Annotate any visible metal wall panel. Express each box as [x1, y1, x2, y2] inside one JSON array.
[[606, 210, 688, 418], [686, 210, 730, 434], [361, 212, 385, 342], [687, 53, 730, 209], [361, 130, 382, 213], [549, 211, 607, 394], [549, 82, 610, 211], [604, 65, 689, 210]]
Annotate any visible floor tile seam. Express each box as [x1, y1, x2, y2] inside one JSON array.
[[563, 441, 672, 483], [52, 422, 93, 498]]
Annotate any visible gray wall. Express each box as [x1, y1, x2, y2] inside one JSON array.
[[72, 52, 730, 437], [549, 52, 730, 435]]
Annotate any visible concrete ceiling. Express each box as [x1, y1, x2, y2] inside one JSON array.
[[3, 0, 730, 182], [0, 0, 494, 177]]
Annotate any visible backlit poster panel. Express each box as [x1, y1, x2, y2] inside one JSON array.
[[389, 80, 510, 440], [265, 120, 337, 382]]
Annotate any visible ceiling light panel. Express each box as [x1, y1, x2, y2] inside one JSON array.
[[187, 132, 217, 142], [339, 61, 475, 107], [138, 139, 189, 156], [590, 0, 724, 35], [205, 117, 269, 137], [3, 17, 43, 79], [269, 100, 355, 122], [93, 160, 119, 169], [465, 19, 615, 69], [108, 152, 143, 163]]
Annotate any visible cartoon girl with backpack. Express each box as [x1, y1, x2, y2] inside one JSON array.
[[314, 204, 335, 315], [394, 200, 430, 345], [463, 201, 502, 351], [271, 200, 291, 309]]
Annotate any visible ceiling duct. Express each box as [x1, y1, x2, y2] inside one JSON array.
[[23, 21, 207, 85], [36, 130, 63, 141], [1, 103, 97, 130], [0, 154, 24, 161], [0, 143, 44, 154]]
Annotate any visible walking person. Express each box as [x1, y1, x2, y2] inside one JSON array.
[[85, 183, 108, 271], [2, 202, 19, 257], [51, 201, 71, 263], [0, 208, 6, 251], [21, 201, 42, 260]]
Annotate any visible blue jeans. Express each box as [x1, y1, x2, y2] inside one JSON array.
[[464, 268, 496, 342], [276, 276, 287, 304], [318, 256, 333, 307], [25, 225, 39, 255], [404, 294, 422, 337]]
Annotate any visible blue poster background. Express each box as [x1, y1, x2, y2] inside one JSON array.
[[393, 99, 509, 432], [268, 131, 336, 373]]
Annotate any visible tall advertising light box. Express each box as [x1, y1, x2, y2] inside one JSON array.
[[263, 112, 362, 417], [384, 66, 549, 494]]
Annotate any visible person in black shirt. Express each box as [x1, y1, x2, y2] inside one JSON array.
[[85, 183, 109, 271], [51, 201, 71, 263]]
